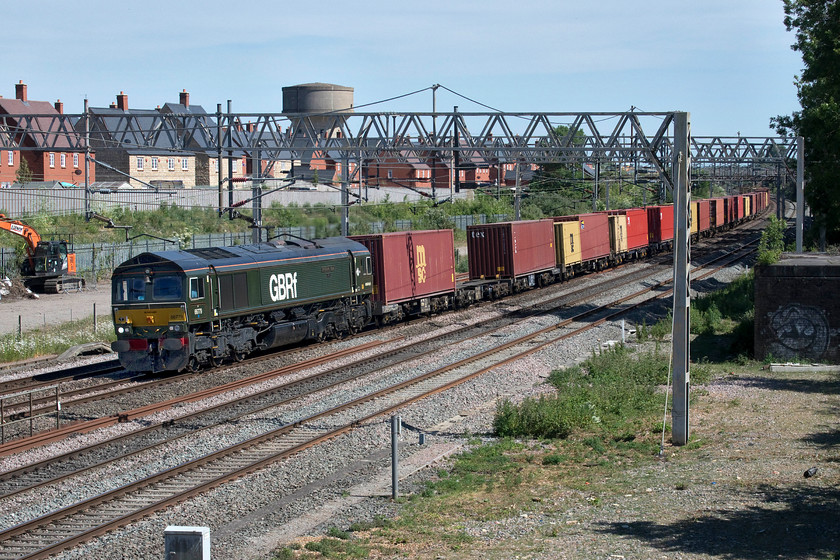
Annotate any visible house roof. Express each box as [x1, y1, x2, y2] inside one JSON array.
[[87, 106, 192, 154], [0, 98, 78, 149]]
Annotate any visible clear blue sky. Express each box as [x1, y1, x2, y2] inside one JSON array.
[[4, 0, 801, 137]]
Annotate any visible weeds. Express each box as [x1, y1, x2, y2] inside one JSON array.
[[494, 346, 668, 440], [0, 315, 115, 363]]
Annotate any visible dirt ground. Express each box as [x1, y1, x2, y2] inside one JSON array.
[[0, 281, 112, 336]]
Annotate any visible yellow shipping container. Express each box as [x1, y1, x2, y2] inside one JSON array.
[[691, 201, 699, 234], [554, 221, 581, 268], [608, 215, 628, 254]]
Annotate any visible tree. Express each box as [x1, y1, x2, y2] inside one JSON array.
[[16, 156, 32, 184], [771, 0, 840, 245]]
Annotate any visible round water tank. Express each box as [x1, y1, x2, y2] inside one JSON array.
[[282, 83, 354, 114]]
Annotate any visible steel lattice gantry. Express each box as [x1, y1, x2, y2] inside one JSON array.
[[0, 110, 798, 188]]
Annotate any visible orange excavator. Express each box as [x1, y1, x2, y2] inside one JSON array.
[[0, 214, 84, 293]]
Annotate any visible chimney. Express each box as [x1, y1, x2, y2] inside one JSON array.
[[15, 81, 27, 102], [110, 102, 117, 108], [180, 89, 189, 107], [116, 91, 128, 110], [54, 99, 64, 114]]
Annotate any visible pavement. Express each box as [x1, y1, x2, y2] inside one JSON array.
[[0, 285, 112, 336]]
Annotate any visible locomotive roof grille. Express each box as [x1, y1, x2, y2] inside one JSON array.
[[185, 247, 239, 260]]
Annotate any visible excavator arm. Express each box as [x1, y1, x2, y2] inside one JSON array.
[[0, 213, 41, 263]]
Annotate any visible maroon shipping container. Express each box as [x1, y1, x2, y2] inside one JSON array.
[[598, 208, 648, 251], [736, 196, 744, 219], [350, 230, 455, 305], [696, 199, 711, 233], [647, 205, 675, 243], [555, 213, 611, 261], [709, 198, 725, 227], [467, 220, 555, 280]]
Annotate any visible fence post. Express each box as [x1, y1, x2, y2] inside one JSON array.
[[391, 415, 400, 499]]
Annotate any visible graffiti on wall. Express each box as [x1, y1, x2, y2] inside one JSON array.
[[767, 303, 834, 360]]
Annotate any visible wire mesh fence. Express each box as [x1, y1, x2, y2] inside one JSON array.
[[0, 215, 509, 284]]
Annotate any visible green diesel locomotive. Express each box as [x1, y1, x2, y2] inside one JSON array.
[[110, 237, 374, 372]]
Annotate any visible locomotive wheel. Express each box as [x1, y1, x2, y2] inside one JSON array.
[[187, 356, 200, 373], [234, 351, 246, 362]]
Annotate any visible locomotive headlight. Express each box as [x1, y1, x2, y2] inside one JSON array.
[[117, 326, 126, 334]]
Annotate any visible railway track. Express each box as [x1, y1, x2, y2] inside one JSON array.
[[0, 359, 123, 397], [0, 232, 761, 560]]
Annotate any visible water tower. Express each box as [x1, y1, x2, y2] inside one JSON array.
[[282, 82, 354, 139]]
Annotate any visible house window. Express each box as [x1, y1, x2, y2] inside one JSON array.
[[73, 154, 79, 168], [168, 158, 175, 171], [181, 158, 188, 171], [233, 160, 239, 173], [137, 157, 144, 171], [60, 154, 66, 168], [151, 157, 158, 171], [7, 151, 12, 166], [387, 170, 393, 179], [49, 153, 55, 168], [214, 160, 219, 173]]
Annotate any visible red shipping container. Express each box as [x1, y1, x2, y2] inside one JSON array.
[[709, 198, 725, 227], [647, 205, 674, 243], [597, 209, 648, 251], [555, 213, 610, 261], [350, 230, 455, 305], [737, 196, 744, 219], [696, 199, 711, 233], [724, 196, 736, 224], [467, 220, 555, 280]]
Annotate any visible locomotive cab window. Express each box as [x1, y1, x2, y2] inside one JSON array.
[[365, 256, 372, 275], [153, 275, 183, 301], [114, 277, 147, 302], [189, 277, 205, 300]]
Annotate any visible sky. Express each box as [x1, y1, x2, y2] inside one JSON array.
[[3, 0, 802, 138]]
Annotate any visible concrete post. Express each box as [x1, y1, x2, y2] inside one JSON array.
[[672, 112, 691, 446]]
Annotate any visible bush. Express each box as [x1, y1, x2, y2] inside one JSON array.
[[756, 216, 787, 266], [494, 347, 668, 439]]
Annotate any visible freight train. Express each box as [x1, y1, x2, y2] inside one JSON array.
[[110, 191, 768, 373]]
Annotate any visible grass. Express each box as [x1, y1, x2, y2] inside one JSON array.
[[0, 315, 115, 363]]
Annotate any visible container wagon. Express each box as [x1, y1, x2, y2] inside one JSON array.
[[709, 198, 726, 229], [467, 219, 556, 296], [350, 230, 459, 323], [647, 205, 675, 250], [554, 213, 611, 270]]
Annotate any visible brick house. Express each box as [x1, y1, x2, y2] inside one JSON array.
[[363, 150, 433, 189], [0, 81, 91, 187], [82, 92, 198, 188], [159, 90, 248, 187]]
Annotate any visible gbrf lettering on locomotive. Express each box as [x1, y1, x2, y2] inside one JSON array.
[[268, 272, 298, 302]]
